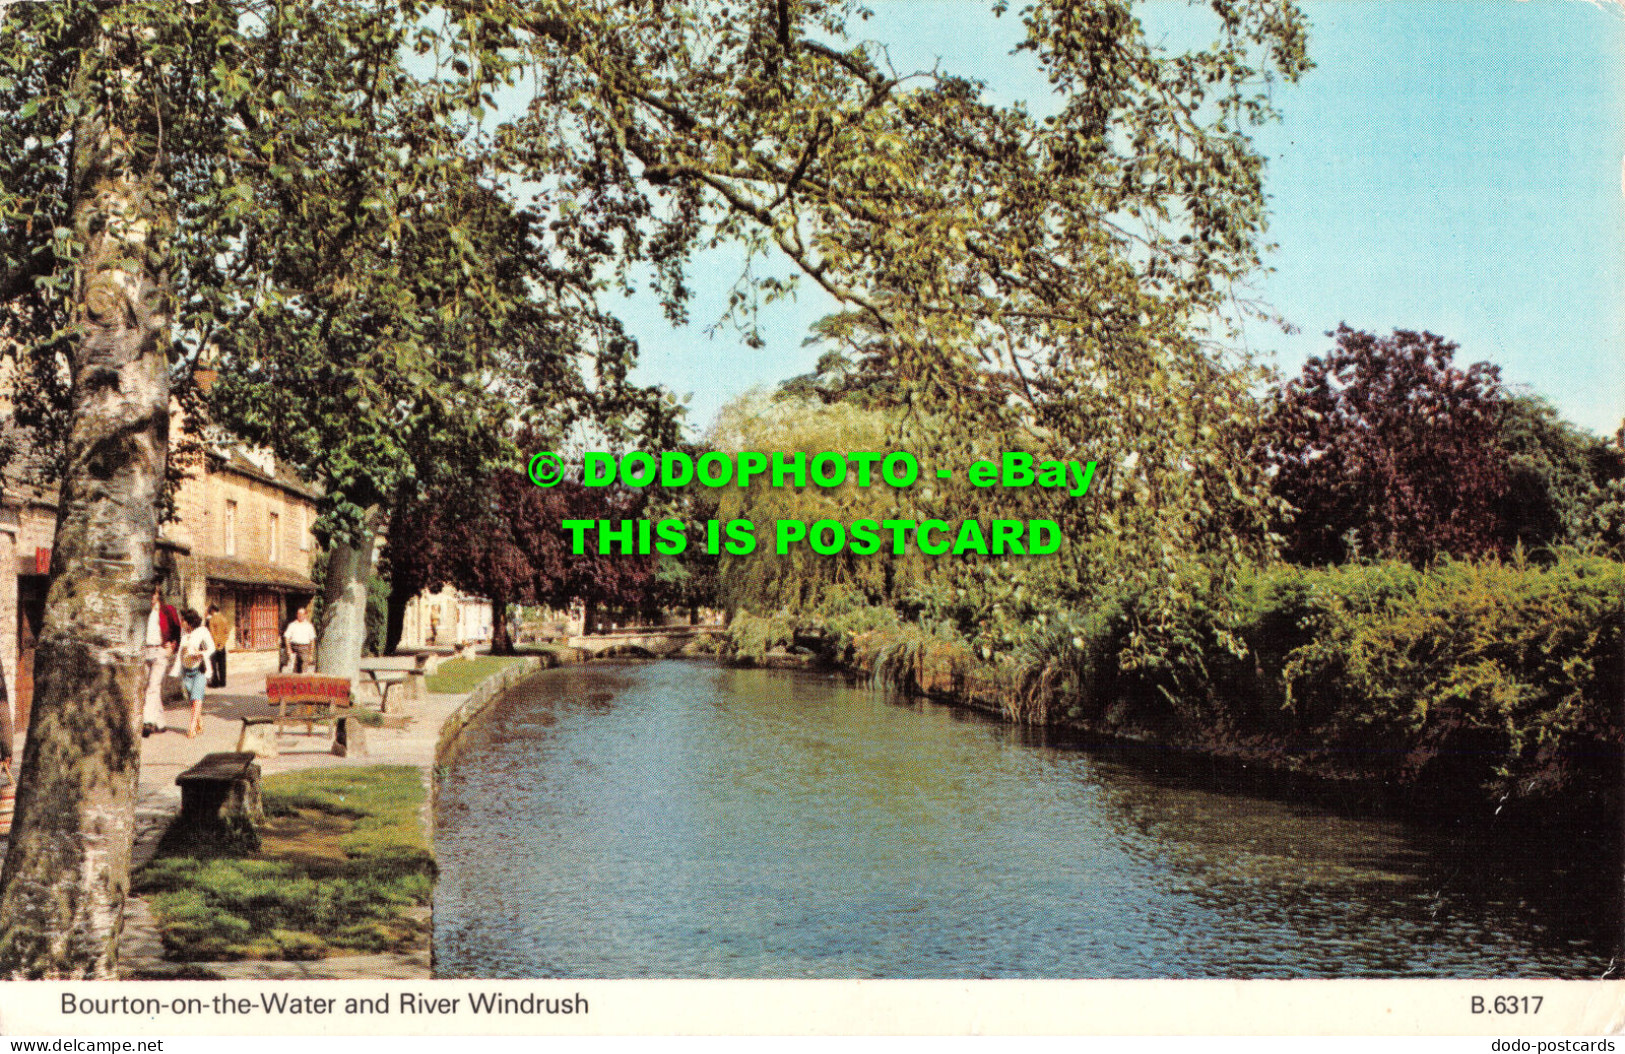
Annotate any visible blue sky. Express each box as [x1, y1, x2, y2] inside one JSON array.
[[616, 1, 1625, 437]]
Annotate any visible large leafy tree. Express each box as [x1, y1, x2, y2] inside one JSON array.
[[0, 1, 237, 977], [1497, 394, 1625, 555], [1260, 326, 1509, 565], [383, 472, 655, 654], [0, 0, 1311, 976], [490, 0, 1309, 661], [182, 4, 670, 679]]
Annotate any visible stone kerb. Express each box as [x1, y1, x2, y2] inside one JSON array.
[[433, 657, 543, 770]]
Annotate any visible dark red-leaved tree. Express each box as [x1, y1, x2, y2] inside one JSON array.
[[1260, 326, 1508, 565], [383, 471, 654, 654]]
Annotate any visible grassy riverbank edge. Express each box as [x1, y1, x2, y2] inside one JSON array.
[[126, 651, 565, 976], [134, 765, 436, 962]]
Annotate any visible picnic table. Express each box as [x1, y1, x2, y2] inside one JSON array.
[[357, 655, 431, 710]]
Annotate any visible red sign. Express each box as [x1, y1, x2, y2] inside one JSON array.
[[266, 674, 352, 705], [34, 548, 49, 575]]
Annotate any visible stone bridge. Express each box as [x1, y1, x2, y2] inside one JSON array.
[[565, 626, 723, 658]]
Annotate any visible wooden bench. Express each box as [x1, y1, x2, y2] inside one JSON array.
[[176, 751, 263, 848], [234, 674, 366, 757], [268, 673, 352, 730]]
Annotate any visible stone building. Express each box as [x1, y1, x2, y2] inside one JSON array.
[[397, 586, 492, 649], [164, 445, 321, 657], [0, 483, 64, 738], [0, 436, 320, 733]]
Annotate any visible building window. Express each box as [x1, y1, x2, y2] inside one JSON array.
[[225, 500, 237, 557], [269, 510, 280, 563], [300, 505, 311, 551], [239, 591, 281, 650]]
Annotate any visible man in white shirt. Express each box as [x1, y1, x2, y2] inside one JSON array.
[[283, 606, 317, 672]]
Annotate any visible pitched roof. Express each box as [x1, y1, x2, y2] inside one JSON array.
[[197, 554, 317, 593]]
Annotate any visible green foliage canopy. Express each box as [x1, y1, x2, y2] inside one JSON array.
[[0, 0, 675, 546], [1497, 394, 1625, 556], [550, 0, 1313, 660]]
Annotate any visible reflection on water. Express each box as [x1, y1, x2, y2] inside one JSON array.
[[433, 661, 1622, 978]]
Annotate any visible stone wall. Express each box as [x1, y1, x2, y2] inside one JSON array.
[[431, 657, 544, 771], [167, 458, 317, 576]]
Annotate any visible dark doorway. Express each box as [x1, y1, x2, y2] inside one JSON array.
[[15, 574, 47, 730]]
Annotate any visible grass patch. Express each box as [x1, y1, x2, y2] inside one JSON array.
[[425, 655, 526, 694], [135, 765, 432, 962]]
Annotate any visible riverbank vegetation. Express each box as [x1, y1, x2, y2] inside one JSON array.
[[715, 328, 1625, 819], [744, 555, 1621, 810], [135, 767, 431, 962]]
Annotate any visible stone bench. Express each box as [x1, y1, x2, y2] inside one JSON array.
[[175, 751, 263, 849]]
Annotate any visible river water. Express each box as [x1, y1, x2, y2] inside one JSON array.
[[433, 661, 1621, 978]]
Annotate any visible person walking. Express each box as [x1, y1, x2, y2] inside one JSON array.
[[174, 609, 215, 739], [283, 606, 317, 672], [0, 662, 13, 783], [143, 587, 181, 736], [206, 604, 230, 688], [0, 665, 13, 836]]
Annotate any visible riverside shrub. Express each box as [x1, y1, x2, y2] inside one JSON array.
[[1127, 554, 1625, 806], [1264, 555, 1623, 800]]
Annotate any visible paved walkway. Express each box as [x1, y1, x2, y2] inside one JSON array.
[[117, 653, 473, 979]]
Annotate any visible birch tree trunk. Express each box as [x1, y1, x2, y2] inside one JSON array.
[[0, 50, 172, 977], [316, 508, 380, 682]]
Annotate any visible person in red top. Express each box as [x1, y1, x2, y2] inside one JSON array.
[[142, 586, 181, 736]]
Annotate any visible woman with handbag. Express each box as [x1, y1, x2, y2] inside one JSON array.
[[174, 609, 216, 739]]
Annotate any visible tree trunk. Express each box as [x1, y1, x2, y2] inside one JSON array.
[[381, 496, 413, 655], [316, 508, 380, 683], [490, 595, 512, 655], [384, 575, 412, 655], [0, 76, 172, 978]]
